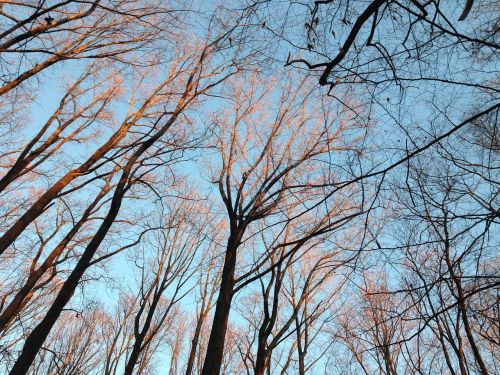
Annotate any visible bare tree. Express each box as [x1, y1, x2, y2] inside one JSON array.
[[0, 0, 180, 96], [30, 308, 108, 375], [6, 23, 242, 372], [0, 1, 496, 374], [122, 200, 209, 375], [201, 72, 370, 374]]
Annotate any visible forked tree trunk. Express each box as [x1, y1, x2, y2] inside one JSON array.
[[124, 292, 162, 375], [124, 338, 144, 375]]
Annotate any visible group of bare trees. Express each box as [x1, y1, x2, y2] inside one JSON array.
[[0, 1, 498, 374]]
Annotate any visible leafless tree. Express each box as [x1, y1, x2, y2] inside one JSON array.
[[122, 200, 209, 375], [0, 0, 181, 96], [3, 18, 244, 372], [201, 72, 371, 374], [0, 1, 496, 374]]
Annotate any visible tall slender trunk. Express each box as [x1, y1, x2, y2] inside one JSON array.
[[123, 292, 162, 375], [434, 321, 458, 375], [297, 347, 306, 375], [0, 122, 131, 256], [201, 231, 241, 375], [185, 312, 206, 375], [8, 183, 126, 374], [295, 316, 306, 375], [455, 310, 468, 375], [0, 187, 106, 331], [382, 344, 397, 375], [444, 222, 489, 375]]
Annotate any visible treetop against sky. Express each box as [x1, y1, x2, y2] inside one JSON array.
[[0, 1, 498, 374]]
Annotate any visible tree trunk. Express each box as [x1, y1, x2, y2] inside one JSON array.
[[201, 232, 240, 375], [295, 318, 305, 375], [124, 293, 161, 375], [186, 311, 206, 375], [0, 187, 105, 332], [444, 224, 489, 375], [297, 349, 306, 375], [7, 75, 187, 373], [8, 185, 126, 374], [254, 335, 268, 375], [124, 339, 144, 375]]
